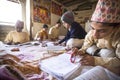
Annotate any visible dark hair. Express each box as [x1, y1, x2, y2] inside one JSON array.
[[90, 21, 120, 27], [43, 24, 48, 28], [102, 23, 120, 27], [56, 21, 61, 24], [56, 19, 61, 24]]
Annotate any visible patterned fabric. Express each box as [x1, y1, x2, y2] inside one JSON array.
[[91, 0, 120, 23], [0, 54, 41, 75], [0, 52, 62, 80], [0, 65, 26, 80]]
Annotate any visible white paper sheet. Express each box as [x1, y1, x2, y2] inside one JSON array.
[[40, 53, 82, 80], [74, 66, 110, 80], [46, 42, 66, 54]]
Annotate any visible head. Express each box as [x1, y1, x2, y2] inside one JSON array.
[[90, 22, 119, 39], [42, 24, 48, 31], [90, 0, 120, 39], [15, 20, 24, 32], [55, 21, 61, 28], [61, 11, 74, 29]]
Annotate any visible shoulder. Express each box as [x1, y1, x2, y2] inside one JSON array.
[[36, 30, 42, 34], [50, 26, 55, 30], [8, 31, 16, 34], [86, 30, 93, 37], [10, 30, 16, 33], [40, 29, 44, 33], [71, 22, 79, 26], [71, 22, 83, 29], [112, 27, 120, 46], [22, 31, 29, 35]]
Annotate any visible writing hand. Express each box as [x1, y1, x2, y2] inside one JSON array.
[[80, 54, 95, 66], [71, 48, 84, 56], [70, 48, 79, 63], [53, 42, 59, 45]]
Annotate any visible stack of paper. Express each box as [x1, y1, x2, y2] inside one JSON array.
[[46, 42, 66, 54], [74, 66, 110, 80], [39, 53, 82, 80]]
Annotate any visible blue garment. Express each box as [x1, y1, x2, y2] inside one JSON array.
[[59, 22, 87, 44]]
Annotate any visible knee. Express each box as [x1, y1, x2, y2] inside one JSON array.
[[66, 38, 84, 49]]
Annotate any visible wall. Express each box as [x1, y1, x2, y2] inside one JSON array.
[[30, 0, 67, 39], [21, 0, 27, 32], [0, 25, 14, 41], [31, 13, 67, 38], [74, 10, 93, 27], [74, 10, 93, 32]]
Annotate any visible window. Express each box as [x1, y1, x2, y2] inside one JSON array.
[[0, 0, 22, 25]]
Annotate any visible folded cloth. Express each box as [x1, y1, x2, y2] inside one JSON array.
[[0, 65, 27, 80]]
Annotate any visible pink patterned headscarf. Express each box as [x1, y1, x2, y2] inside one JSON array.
[[91, 0, 120, 23]]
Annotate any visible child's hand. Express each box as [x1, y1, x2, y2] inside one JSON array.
[[80, 55, 95, 66], [53, 42, 59, 45]]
